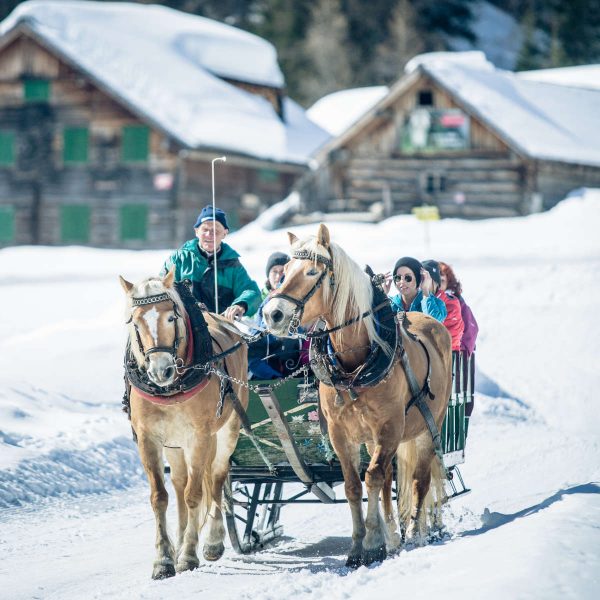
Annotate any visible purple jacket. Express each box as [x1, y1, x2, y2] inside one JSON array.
[[458, 295, 478, 355]]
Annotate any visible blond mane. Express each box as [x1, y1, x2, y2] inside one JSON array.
[[292, 235, 390, 355]]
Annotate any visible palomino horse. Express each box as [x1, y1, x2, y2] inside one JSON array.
[[119, 268, 247, 579], [263, 224, 452, 567]]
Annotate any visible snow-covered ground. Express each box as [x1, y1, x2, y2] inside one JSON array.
[[1, 189, 599, 599]]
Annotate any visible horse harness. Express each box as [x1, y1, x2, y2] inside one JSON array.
[[282, 253, 446, 469]]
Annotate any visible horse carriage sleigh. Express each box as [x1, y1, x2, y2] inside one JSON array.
[[120, 224, 472, 579]]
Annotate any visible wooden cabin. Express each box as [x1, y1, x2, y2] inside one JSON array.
[[0, 2, 328, 248], [300, 55, 600, 219]]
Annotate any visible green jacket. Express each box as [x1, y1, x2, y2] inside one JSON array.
[[162, 240, 261, 317]]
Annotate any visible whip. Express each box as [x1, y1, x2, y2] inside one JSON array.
[[211, 156, 227, 313]]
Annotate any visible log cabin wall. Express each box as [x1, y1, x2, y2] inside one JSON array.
[[0, 35, 177, 248], [0, 34, 304, 248], [535, 161, 600, 209], [306, 75, 542, 218]]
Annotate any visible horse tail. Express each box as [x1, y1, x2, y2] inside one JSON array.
[[396, 439, 416, 526], [396, 435, 447, 532]]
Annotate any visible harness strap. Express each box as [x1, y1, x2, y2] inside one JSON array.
[[398, 331, 449, 478]]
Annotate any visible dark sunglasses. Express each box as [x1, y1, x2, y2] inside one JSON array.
[[393, 274, 413, 283]]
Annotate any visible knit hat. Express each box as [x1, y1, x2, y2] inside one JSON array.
[[393, 256, 422, 287], [266, 251, 290, 276], [194, 205, 229, 230], [421, 259, 441, 286]]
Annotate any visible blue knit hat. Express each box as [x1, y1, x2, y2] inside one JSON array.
[[194, 205, 229, 230]]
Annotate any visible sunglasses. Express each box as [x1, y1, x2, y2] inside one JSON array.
[[393, 274, 413, 283]]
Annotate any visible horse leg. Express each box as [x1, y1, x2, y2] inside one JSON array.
[[382, 461, 401, 550], [138, 435, 175, 579], [177, 435, 214, 573], [330, 427, 364, 568], [203, 421, 239, 562], [405, 434, 437, 545], [362, 443, 395, 564], [164, 448, 188, 551]]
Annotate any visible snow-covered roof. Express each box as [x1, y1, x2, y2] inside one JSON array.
[[0, 1, 330, 164], [414, 53, 600, 168], [517, 64, 600, 91], [307, 86, 389, 137]]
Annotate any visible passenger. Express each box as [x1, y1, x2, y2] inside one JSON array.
[[385, 256, 446, 322], [422, 260, 464, 352], [161, 205, 261, 320], [439, 261, 478, 357], [248, 253, 305, 380], [262, 252, 290, 301], [439, 261, 479, 437]]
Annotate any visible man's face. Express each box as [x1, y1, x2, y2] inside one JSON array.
[[195, 221, 228, 253]]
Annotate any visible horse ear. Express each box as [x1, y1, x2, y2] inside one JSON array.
[[119, 275, 134, 294], [287, 231, 299, 246], [163, 267, 175, 288], [317, 223, 330, 248]]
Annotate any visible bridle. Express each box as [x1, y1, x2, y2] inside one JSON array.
[[272, 249, 390, 340], [126, 292, 183, 366], [272, 249, 334, 337]]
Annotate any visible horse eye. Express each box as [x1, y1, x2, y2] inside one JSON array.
[[306, 268, 318, 276], [167, 315, 175, 322]]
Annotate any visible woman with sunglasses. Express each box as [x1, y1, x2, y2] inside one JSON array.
[[385, 256, 447, 321]]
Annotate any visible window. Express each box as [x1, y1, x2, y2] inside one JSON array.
[[122, 125, 149, 162], [0, 206, 15, 242], [61, 205, 90, 243], [421, 172, 447, 195], [23, 79, 50, 102], [418, 90, 433, 106], [63, 127, 89, 163], [120, 204, 148, 241], [0, 131, 15, 166]]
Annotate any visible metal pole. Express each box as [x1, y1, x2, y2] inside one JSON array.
[[211, 156, 226, 313]]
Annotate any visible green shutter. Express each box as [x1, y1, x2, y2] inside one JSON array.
[[61, 205, 90, 243], [122, 125, 149, 162], [24, 79, 50, 102], [0, 131, 15, 165], [258, 168, 279, 183], [120, 204, 148, 241], [0, 206, 15, 242], [63, 127, 89, 163]]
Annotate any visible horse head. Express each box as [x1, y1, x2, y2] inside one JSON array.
[[119, 268, 185, 388], [263, 223, 335, 337]]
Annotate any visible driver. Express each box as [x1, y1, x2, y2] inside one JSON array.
[[161, 206, 261, 320]]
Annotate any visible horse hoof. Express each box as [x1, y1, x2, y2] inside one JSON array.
[[203, 542, 225, 562], [345, 555, 363, 569], [176, 556, 199, 573], [362, 544, 387, 566], [152, 562, 176, 580]]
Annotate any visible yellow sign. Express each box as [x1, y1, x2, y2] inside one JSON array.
[[412, 205, 440, 221]]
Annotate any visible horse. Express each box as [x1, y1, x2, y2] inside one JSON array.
[[119, 268, 247, 579], [262, 224, 453, 567]]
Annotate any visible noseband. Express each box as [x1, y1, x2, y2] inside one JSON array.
[[126, 292, 183, 364], [273, 250, 334, 337]]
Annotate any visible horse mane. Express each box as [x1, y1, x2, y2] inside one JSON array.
[[125, 277, 186, 368], [293, 235, 391, 355]]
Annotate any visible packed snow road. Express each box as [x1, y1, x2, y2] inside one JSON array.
[[1, 190, 599, 598]]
